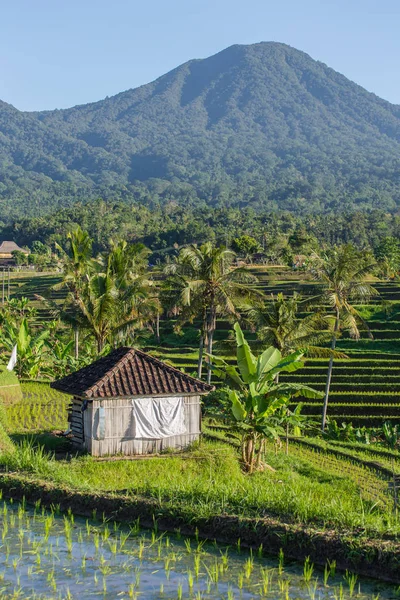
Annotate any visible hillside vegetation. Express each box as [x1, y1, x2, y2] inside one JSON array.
[[6, 265, 400, 428], [1, 42, 400, 218]]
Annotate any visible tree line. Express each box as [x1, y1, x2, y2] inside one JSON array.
[[4, 202, 400, 276], [0, 226, 382, 443]]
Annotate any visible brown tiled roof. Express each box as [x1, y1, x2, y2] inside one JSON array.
[[0, 241, 29, 255], [51, 347, 214, 398]]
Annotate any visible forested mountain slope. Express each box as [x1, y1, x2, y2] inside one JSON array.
[[1, 42, 400, 218]]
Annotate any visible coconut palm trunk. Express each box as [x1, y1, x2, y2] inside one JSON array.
[[197, 309, 208, 378], [74, 327, 79, 359], [97, 336, 105, 354], [206, 306, 217, 384], [321, 307, 340, 431], [308, 247, 378, 431], [155, 312, 160, 343], [197, 335, 205, 378]]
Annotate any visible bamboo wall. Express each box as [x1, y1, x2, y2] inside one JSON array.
[[69, 395, 202, 457], [69, 397, 84, 448]]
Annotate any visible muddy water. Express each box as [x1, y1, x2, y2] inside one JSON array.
[[0, 500, 396, 599]]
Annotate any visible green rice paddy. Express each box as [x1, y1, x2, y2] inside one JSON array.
[[0, 497, 395, 599]]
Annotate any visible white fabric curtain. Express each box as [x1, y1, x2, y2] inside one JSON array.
[[132, 397, 186, 439]]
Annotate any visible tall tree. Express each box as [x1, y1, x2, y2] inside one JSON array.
[[248, 292, 346, 361], [53, 226, 94, 358], [165, 243, 258, 383], [70, 240, 157, 353], [74, 270, 118, 353], [375, 237, 400, 279], [47, 232, 158, 355], [308, 245, 377, 430], [231, 235, 260, 263], [106, 240, 159, 348], [106, 240, 150, 285]]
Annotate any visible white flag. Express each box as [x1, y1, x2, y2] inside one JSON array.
[[6, 345, 17, 371]]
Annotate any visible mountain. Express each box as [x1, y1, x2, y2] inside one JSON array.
[[1, 42, 400, 219]]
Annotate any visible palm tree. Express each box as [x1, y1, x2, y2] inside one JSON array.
[[308, 245, 377, 430], [249, 292, 345, 361], [246, 293, 341, 447], [46, 233, 158, 355], [165, 243, 259, 383], [53, 226, 94, 358], [78, 239, 158, 352], [105, 240, 159, 347], [105, 240, 150, 285], [68, 243, 156, 353], [74, 270, 118, 353]]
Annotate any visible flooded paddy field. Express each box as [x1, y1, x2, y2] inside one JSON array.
[[0, 498, 396, 599]]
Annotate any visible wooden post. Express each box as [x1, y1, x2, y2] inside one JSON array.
[[389, 463, 399, 511], [393, 459, 399, 511], [286, 422, 289, 455], [2, 269, 4, 304], [7, 268, 10, 300]]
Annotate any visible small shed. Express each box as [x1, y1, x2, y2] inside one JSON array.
[[51, 347, 214, 457]]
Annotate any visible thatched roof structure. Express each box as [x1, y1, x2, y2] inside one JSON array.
[[0, 241, 29, 258]]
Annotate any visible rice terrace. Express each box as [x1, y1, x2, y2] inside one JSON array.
[[0, 245, 400, 599], [2, 9, 400, 597]]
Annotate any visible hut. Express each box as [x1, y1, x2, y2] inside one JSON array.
[[0, 241, 29, 265], [51, 347, 214, 457]]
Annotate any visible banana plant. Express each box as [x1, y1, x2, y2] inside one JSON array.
[[47, 339, 75, 378], [211, 322, 323, 472], [382, 421, 399, 451], [1, 318, 50, 379], [276, 404, 313, 455]]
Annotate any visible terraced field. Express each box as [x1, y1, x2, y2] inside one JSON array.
[[4, 271, 63, 323], [149, 267, 400, 427], [5, 267, 400, 427]]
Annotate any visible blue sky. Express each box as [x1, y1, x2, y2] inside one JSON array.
[[1, 0, 399, 111]]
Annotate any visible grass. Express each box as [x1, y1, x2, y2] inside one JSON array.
[[0, 422, 14, 453], [0, 438, 398, 538], [2, 271, 400, 539], [0, 377, 396, 538], [2, 382, 396, 538], [151, 290, 400, 425], [0, 278, 399, 585], [289, 435, 400, 473]]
